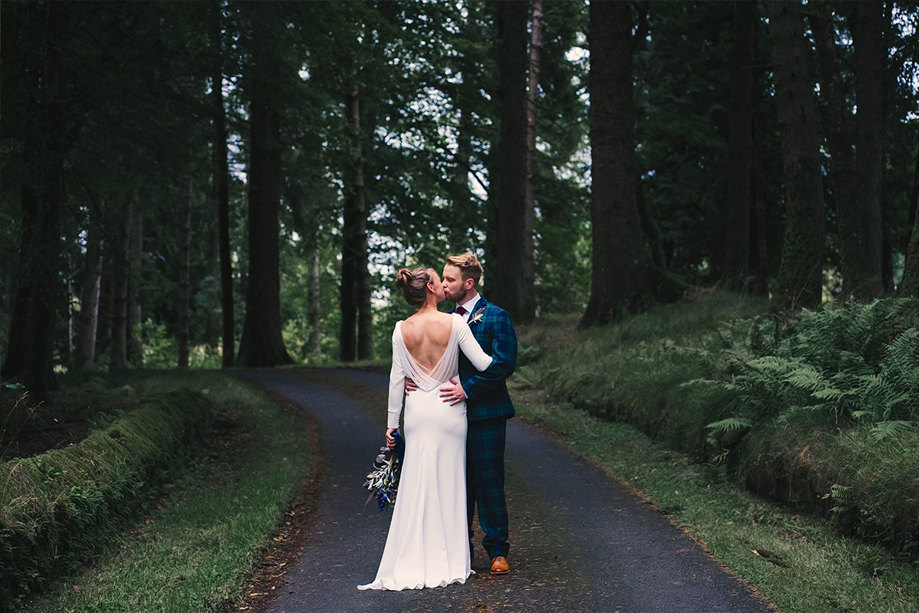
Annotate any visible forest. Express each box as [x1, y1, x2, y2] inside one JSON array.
[[1, 0, 918, 394], [3, 1, 919, 609]]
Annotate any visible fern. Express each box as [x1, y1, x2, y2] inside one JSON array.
[[699, 298, 919, 449], [870, 420, 916, 440], [875, 328, 919, 421], [783, 363, 828, 393], [706, 416, 753, 433]]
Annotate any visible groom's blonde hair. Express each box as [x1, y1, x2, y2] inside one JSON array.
[[445, 252, 482, 286]]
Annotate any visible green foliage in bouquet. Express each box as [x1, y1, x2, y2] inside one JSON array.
[[363, 444, 400, 512]]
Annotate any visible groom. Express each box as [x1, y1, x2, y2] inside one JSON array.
[[437, 251, 517, 575]]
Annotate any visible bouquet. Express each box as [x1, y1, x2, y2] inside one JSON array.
[[363, 436, 401, 512]]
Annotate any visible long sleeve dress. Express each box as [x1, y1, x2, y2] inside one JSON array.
[[358, 314, 493, 590]]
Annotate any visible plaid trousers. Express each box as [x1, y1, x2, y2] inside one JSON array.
[[466, 416, 509, 559]]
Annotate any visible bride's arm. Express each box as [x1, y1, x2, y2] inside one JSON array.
[[457, 316, 493, 371], [458, 307, 516, 403], [387, 328, 406, 431]]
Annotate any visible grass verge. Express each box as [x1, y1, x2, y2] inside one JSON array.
[[512, 386, 919, 612], [21, 371, 313, 612], [1, 389, 212, 606]]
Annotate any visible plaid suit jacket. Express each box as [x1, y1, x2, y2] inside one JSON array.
[[458, 296, 517, 422]]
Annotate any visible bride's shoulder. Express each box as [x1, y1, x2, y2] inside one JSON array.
[[449, 312, 472, 334], [423, 312, 455, 333]]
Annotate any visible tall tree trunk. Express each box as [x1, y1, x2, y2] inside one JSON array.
[[900, 141, 919, 296], [357, 267, 373, 361], [637, 184, 667, 271], [340, 182, 357, 362], [356, 194, 373, 362], [66, 271, 74, 368], [451, 104, 477, 248], [580, 0, 650, 328], [851, 0, 884, 298], [723, 0, 755, 290], [97, 255, 114, 360], [812, 4, 860, 297], [77, 209, 103, 370], [213, 1, 234, 367], [521, 0, 542, 319], [490, 0, 534, 323], [751, 164, 770, 296], [340, 77, 373, 362], [237, 16, 292, 367], [109, 200, 132, 371], [881, 222, 894, 293], [910, 142, 919, 251], [126, 204, 143, 365], [766, 1, 825, 311], [880, 0, 896, 293], [205, 221, 220, 349], [340, 80, 358, 362], [307, 245, 322, 359], [2, 3, 75, 397], [449, 22, 487, 250], [177, 174, 192, 369]]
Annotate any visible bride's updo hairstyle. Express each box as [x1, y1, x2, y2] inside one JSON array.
[[395, 267, 433, 307]]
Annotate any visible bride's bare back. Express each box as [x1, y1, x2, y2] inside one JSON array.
[[400, 312, 454, 372]]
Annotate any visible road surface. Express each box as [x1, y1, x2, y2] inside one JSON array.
[[237, 368, 773, 613]]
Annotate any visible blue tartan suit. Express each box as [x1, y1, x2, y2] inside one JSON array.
[[458, 296, 517, 560]]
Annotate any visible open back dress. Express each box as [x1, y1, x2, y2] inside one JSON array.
[[358, 313, 492, 590]]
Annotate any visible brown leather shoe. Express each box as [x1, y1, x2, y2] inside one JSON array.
[[490, 556, 510, 575]]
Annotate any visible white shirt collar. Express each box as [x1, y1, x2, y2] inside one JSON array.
[[458, 293, 480, 317]]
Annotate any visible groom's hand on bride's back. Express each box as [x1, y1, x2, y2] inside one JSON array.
[[404, 377, 418, 393], [439, 377, 466, 405]]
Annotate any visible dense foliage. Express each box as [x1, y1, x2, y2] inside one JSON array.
[[524, 294, 919, 561], [2, 1, 917, 384], [704, 299, 919, 443], [702, 299, 919, 561]]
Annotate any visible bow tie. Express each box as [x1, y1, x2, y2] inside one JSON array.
[[456, 306, 467, 315]]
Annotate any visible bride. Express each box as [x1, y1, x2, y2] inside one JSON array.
[[358, 266, 493, 591]]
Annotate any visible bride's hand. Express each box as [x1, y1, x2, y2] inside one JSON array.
[[385, 428, 398, 449]]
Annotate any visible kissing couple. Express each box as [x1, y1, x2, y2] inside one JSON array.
[[358, 252, 517, 590]]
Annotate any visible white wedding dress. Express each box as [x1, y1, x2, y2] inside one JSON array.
[[359, 314, 492, 591]]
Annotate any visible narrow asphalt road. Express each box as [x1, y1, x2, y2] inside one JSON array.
[[238, 368, 773, 613]]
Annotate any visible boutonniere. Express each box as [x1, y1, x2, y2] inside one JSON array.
[[468, 308, 486, 326]]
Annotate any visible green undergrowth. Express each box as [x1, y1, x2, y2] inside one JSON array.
[[1, 385, 213, 607], [16, 371, 312, 612], [515, 291, 771, 455], [702, 299, 919, 560], [517, 293, 919, 563]]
